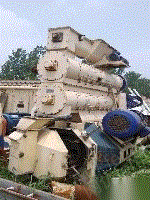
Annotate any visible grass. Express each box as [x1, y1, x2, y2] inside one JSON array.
[[94, 146, 150, 192], [0, 159, 53, 192], [0, 146, 150, 193], [94, 147, 150, 199], [104, 146, 150, 178]]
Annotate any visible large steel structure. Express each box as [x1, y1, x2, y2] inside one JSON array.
[[0, 27, 149, 183]]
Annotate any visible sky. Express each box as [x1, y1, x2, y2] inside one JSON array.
[[0, 0, 150, 78]]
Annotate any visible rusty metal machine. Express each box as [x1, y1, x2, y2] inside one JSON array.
[[0, 27, 149, 181]]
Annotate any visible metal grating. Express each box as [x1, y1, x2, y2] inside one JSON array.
[[107, 115, 130, 132]]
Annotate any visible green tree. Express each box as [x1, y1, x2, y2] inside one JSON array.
[[136, 77, 150, 98], [124, 71, 150, 98], [0, 46, 46, 80], [124, 71, 142, 88], [0, 48, 27, 80], [26, 45, 46, 78]]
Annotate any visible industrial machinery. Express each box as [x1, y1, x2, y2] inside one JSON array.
[[0, 27, 150, 181]]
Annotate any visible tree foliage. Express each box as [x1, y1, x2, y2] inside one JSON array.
[[124, 71, 150, 98], [111, 69, 150, 98], [0, 46, 46, 80]]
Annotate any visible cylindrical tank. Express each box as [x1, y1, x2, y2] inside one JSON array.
[[37, 51, 125, 90], [66, 91, 114, 110], [67, 58, 124, 90], [102, 110, 144, 140]]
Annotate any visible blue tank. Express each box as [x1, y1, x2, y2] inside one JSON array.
[[102, 110, 144, 140]]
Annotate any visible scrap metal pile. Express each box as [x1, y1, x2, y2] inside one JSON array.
[[0, 27, 150, 184]]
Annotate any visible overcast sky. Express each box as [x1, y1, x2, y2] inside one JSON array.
[[0, 0, 149, 78]]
